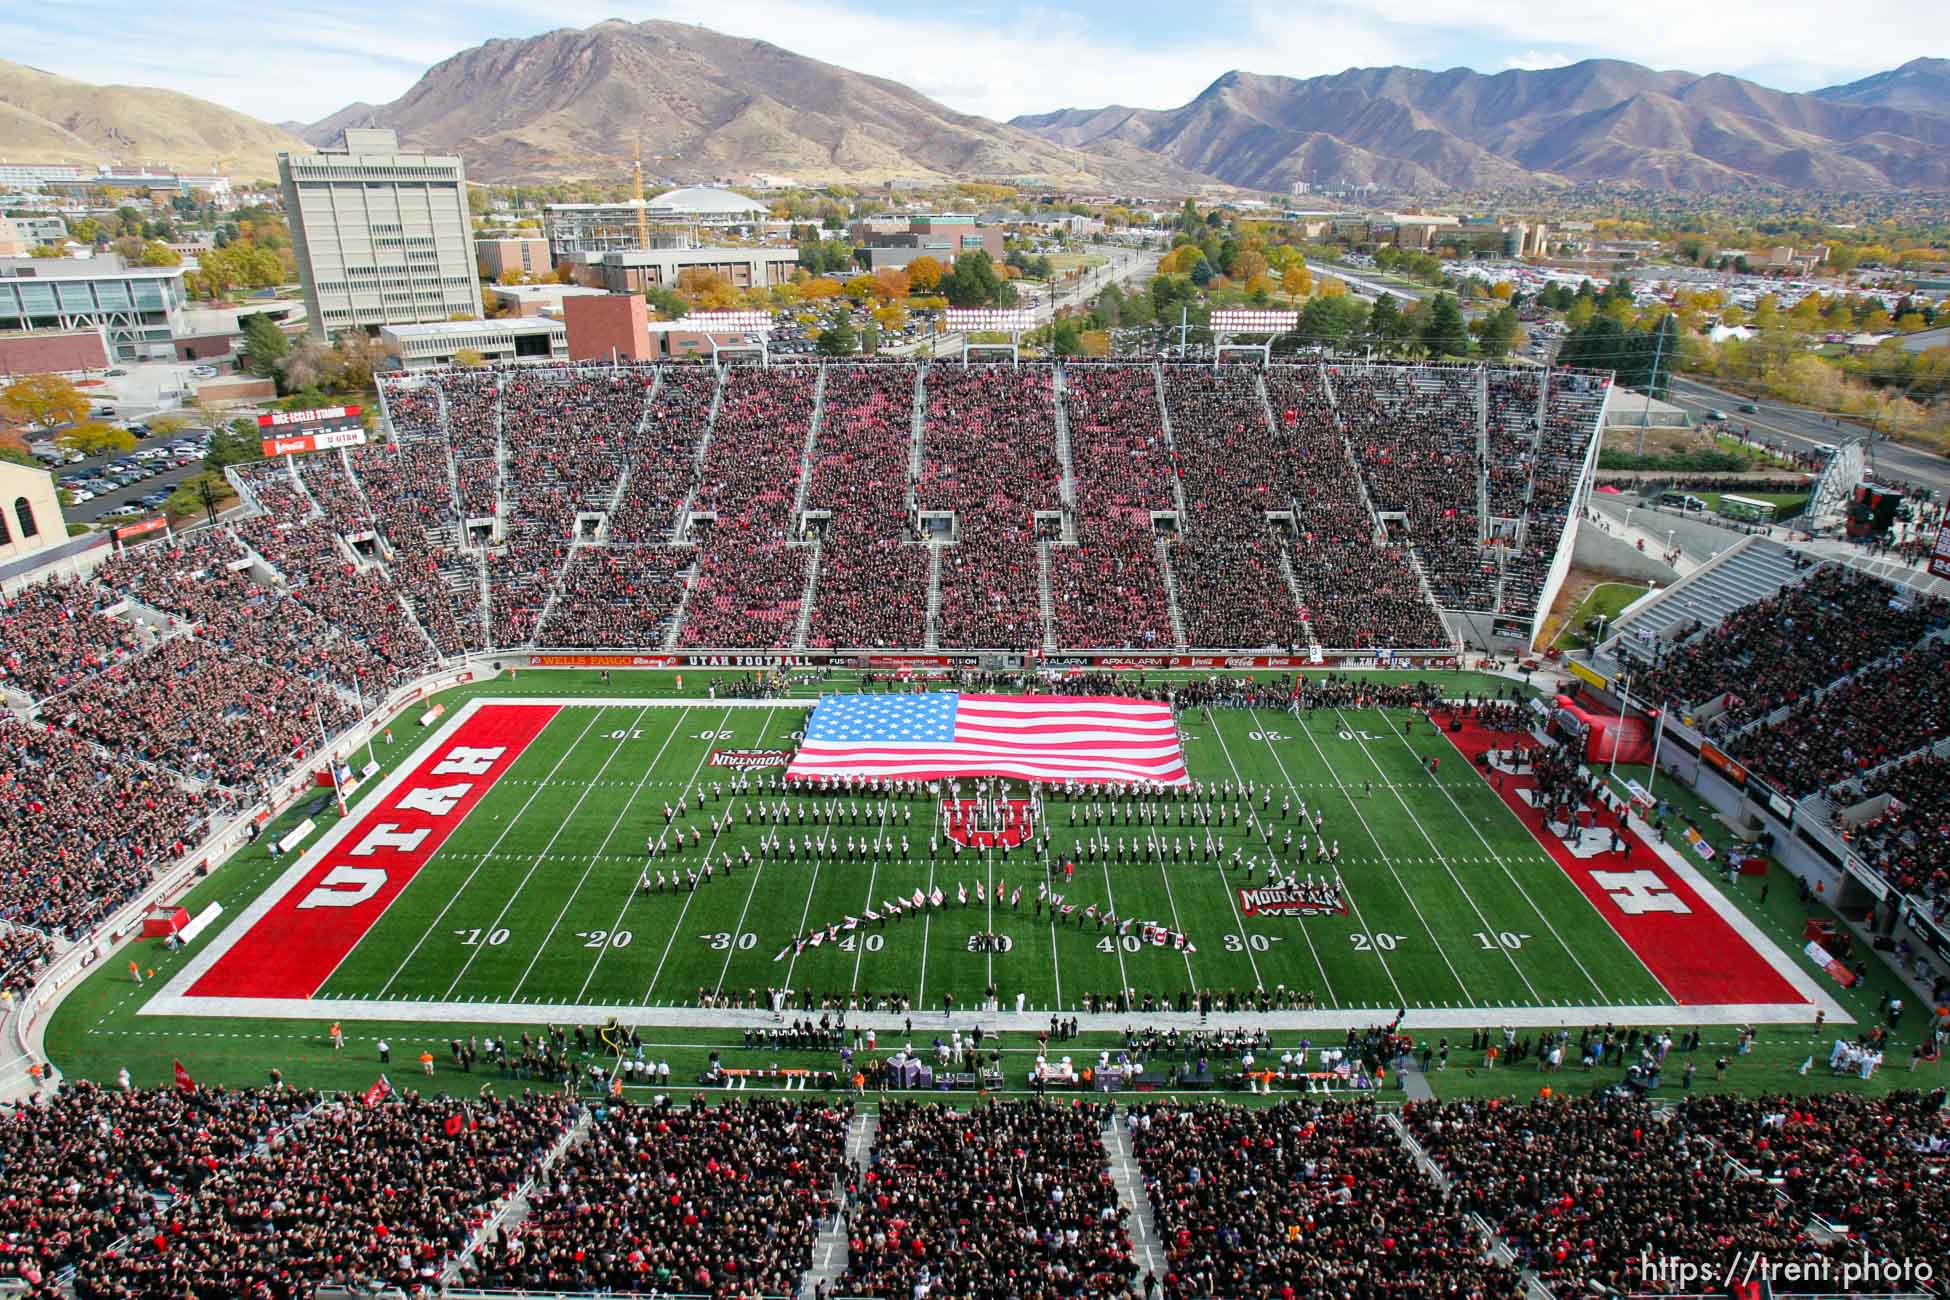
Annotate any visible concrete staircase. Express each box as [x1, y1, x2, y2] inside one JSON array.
[[797, 1108, 878, 1300], [1052, 362, 1077, 509], [440, 1107, 592, 1287], [793, 366, 828, 521], [1037, 540, 1058, 651], [1154, 537, 1189, 648], [793, 542, 823, 650], [1103, 1111, 1166, 1287], [925, 544, 943, 650]]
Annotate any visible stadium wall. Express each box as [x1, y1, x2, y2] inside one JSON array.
[[1571, 526, 1680, 584]]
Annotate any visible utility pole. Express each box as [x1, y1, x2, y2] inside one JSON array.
[[1636, 316, 1667, 457], [1178, 304, 1189, 358]]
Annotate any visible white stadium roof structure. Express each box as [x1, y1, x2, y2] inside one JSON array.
[[645, 186, 768, 218]]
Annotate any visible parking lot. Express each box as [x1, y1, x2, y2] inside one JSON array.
[[54, 424, 213, 524]]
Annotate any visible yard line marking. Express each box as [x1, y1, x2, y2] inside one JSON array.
[[1098, 855, 1133, 998], [776, 851, 826, 1005], [1288, 711, 1458, 1003], [375, 707, 608, 998], [632, 708, 753, 1005], [1373, 709, 1611, 1002], [847, 848, 884, 996], [916, 821, 942, 1013], [1146, 801, 1201, 995], [1198, 718, 1271, 994], [697, 709, 787, 1001], [537, 706, 720, 1004], [444, 704, 661, 1000], [1236, 720, 1356, 1009], [1331, 708, 1539, 1003]]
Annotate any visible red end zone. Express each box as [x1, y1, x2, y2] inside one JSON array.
[[189, 704, 558, 999], [1440, 717, 1804, 1007]]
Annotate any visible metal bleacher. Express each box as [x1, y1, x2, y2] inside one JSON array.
[[1603, 536, 1806, 664]]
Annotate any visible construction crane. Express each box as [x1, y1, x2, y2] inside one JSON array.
[[633, 135, 648, 251]]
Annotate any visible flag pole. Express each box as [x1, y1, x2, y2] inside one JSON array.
[[314, 699, 347, 817], [1607, 674, 1630, 785], [1645, 701, 1668, 802]]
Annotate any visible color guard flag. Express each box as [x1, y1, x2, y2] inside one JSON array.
[[172, 1060, 196, 1093]]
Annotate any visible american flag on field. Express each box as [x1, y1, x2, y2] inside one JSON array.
[[786, 693, 1189, 786]]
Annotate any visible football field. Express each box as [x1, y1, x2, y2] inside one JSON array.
[[154, 695, 1831, 1027]]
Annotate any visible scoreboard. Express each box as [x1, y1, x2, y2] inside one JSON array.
[[258, 405, 367, 457], [1931, 522, 1950, 580]]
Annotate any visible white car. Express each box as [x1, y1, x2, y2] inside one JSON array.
[[68, 489, 95, 502]]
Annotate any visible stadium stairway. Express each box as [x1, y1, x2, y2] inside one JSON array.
[[1104, 1110, 1167, 1284], [1151, 362, 1193, 521], [1037, 540, 1058, 652], [797, 1108, 878, 1300], [1155, 536, 1189, 647], [793, 541, 824, 650], [1605, 537, 1804, 663], [441, 1106, 593, 1287], [925, 543, 943, 650]]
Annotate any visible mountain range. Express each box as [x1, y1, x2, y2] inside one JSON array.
[[0, 58, 306, 180], [1013, 58, 1950, 192], [2, 29, 1948, 194]]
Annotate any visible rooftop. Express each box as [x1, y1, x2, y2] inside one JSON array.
[[646, 186, 767, 216], [382, 317, 561, 339], [0, 253, 185, 280]]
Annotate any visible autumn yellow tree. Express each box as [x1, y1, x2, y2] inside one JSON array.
[[0, 374, 90, 429], [1280, 263, 1312, 297], [872, 267, 911, 300], [906, 256, 943, 292]]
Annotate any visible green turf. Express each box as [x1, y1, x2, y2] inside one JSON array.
[[310, 698, 1663, 1015], [1552, 582, 1651, 651], [64, 666, 1944, 1105]]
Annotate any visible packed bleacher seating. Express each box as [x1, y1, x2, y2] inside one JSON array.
[[1631, 566, 1947, 723], [69, 1088, 573, 1299], [465, 1095, 849, 1296], [0, 578, 148, 700], [1266, 364, 1454, 647], [1484, 368, 1541, 522], [1162, 364, 1304, 649], [1333, 362, 1493, 612], [805, 364, 929, 649], [0, 719, 212, 938], [1836, 752, 1950, 923], [677, 365, 816, 648], [840, 1098, 1134, 1299], [1730, 638, 1950, 797], [1055, 364, 1176, 648], [1407, 1094, 1831, 1294], [1499, 370, 1607, 618], [921, 364, 1062, 648], [1133, 1098, 1517, 1300]]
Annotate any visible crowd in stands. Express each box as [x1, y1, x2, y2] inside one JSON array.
[[0, 720, 211, 938], [2, 1077, 1944, 1297], [805, 365, 930, 649], [1133, 1099, 1516, 1300], [62, 1087, 572, 1298], [1836, 753, 1950, 924], [1268, 365, 1452, 647], [1408, 1093, 1826, 1294], [1732, 638, 1950, 797], [0, 578, 147, 700], [1055, 364, 1176, 647], [921, 364, 1063, 649], [1500, 373, 1607, 617], [679, 366, 817, 648], [466, 1095, 848, 1296], [1336, 363, 1492, 612], [1632, 566, 1947, 730], [839, 1098, 1134, 1298], [1162, 364, 1305, 649]]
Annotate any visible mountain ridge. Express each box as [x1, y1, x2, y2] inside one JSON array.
[[1013, 58, 1950, 192]]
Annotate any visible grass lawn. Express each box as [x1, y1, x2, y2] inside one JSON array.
[[1551, 582, 1650, 651], [1697, 490, 1809, 521]]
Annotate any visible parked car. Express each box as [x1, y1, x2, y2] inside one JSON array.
[[105, 368, 128, 377], [67, 489, 95, 503]]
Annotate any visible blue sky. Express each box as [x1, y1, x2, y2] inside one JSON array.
[[10, 1, 1940, 125]]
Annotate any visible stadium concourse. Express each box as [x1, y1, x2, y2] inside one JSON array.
[[5, 355, 1950, 1299]]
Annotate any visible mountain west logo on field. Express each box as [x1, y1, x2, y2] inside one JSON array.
[[940, 798, 1036, 848], [708, 748, 792, 771], [1238, 882, 1349, 918]]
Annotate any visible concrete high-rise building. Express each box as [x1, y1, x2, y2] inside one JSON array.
[[278, 128, 478, 336]]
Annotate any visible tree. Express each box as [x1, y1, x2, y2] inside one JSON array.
[[452, 348, 488, 368], [1280, 263, 1312, 297], [28, 244, 62, 258], [1047, 317, 1085, 356], [1189, 257, 1214, 287], [907, 256, 943, 293], [1367, 294, 1401, 350], [940, 251, 1016, 308], [138, 239, 181, 267], [148, 413, 190, 439], [1473, 305, 1523, 359], [278, 338, 337, 393], [872, 267, 911, 300], [203, 418, 268, 471], [165, 470, 236, 522], [0, 374, 90, 429], [332, 331, 387, 393], [815, 318, 857, 357], [1419, 292, 1470, 358], [57, 422, 137, 457], [1296, 294, 1368, 348], [241, 314, 289, 378], [844, 274, 877, 303]]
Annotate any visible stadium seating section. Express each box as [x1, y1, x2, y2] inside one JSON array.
[[0, 1087, 1937, 1297]]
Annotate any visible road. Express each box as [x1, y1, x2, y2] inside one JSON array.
[[1311, 261, 1428, 304], [1667, 375, 1950, 498]]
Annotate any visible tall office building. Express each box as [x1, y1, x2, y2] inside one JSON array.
[[278, 128, 478, 336]]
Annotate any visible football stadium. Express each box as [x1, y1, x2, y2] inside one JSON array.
[[4, 357, 1948, 1299]]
